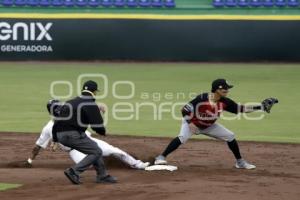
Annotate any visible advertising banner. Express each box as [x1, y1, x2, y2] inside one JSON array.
[[1, 19, 300, 61]]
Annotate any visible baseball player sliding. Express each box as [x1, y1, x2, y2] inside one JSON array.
[[155, 79, 278, 169], [25, 100, 150, 170]]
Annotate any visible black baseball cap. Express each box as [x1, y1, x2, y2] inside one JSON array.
[[82, 80, 99, 92], [211, 79, 233, 92]]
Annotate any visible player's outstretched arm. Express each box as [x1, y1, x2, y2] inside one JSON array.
[[242, 104, 263, 113], [31, 145, 42, 160], [225, 97, 278, 114], [25, 145, 42, 167], [242, 98, 279, 113]]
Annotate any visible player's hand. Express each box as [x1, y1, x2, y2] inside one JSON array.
[[262, 97, 279, 113], [50, 142, 59, 152], [24, 159, 33, 168], [98, 105, 106, 113], [189, 123, 200, 134]]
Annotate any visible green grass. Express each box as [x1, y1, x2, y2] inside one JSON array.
[[0, 183, 22, 191], [0, 62, 299, 143]]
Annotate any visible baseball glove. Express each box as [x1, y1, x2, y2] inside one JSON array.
[[262, 98, 279, 113]]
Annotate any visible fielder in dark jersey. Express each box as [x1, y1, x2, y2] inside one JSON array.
[[155, 79, 278, 169], [184, 93, 243, 129]]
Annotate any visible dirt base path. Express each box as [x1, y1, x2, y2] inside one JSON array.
[[0, 133, 299, 200]]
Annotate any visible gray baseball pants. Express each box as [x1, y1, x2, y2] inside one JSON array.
[[178, 119, 235, 144], [56, 131, 107, 177]]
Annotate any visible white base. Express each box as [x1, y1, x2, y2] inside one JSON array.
[[145, 165, 178, 171]]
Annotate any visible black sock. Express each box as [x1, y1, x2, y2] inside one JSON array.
[[227, 139, 242, 160], [162, 137, 182, 157]]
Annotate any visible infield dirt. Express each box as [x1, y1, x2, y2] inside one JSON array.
[[0, 133, 299, 200]]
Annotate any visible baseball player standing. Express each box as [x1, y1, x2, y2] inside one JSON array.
[[52, 80, 116, 184], [155, 79, 278, 169]]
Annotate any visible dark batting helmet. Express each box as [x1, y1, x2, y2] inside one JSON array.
[[46, 99, 61, 117]]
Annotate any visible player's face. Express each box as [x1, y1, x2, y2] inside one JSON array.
[[216, 89, 229, 97]]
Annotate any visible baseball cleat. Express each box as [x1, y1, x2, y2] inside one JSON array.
[[154, 155, 168, 165], [132, 161, 150, 169], [64, 168, 81, 184], [96, 175, 117, 184], [235, 159, 256, 169]]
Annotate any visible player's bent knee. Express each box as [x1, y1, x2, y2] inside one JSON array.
[[178, 136, 187, 144], [94, 147, 103, 158], [226, 133, 235, 142]]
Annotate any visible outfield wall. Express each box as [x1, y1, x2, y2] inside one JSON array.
[[1, 16, 300, 61]]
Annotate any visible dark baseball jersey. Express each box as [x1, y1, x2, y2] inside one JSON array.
[[181, 93, 244, 129], [52, 91, 105, 142]]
